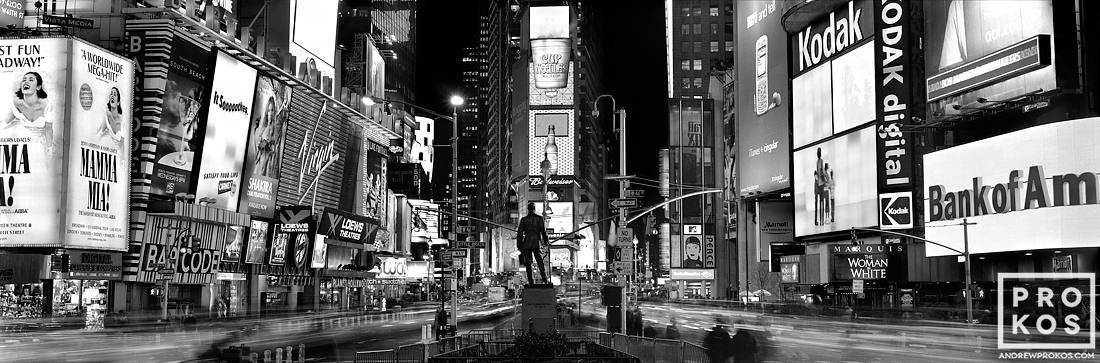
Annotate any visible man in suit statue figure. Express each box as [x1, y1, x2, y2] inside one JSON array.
[[516, 202, 550, 284]]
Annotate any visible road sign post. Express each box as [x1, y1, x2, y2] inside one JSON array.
[[610, 198, 638, 209]]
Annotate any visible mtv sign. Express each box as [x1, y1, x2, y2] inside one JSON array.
[[879, 192, 912, 230]]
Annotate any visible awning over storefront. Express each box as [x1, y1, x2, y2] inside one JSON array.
[[0, 254, 49, 284]]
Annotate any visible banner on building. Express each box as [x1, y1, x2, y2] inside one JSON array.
[[152, 36, 211, 197], [0, 38, 133, 252], [239, 75, 291, 217], [244, 219, 270, 264], [272, 205, 314, 269], [529, 6, 571, 89], [736, 0, 791, 195], [831, 244, 906, 280], [194, 50, 257, 211]]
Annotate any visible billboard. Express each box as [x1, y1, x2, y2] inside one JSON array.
[[529, 6, 570, 89], [363, 150, 388, 220], [794, 126, 878, 237], [924, 118, 1100, 256], [317, 207, 374, 244], [194, 51, 257, 211], [792, 41, 875, 148], [222, 226, 245, 263], [0, 1, 23, 28], [278, 96, 350, 212], [238, 75, 291, 217], [289, 0, 338, 95], [528, 110, 574, 176], [529, 63, 574, 106], [923, 0, 1055, 115], [272, 206, 314, 269], [310, 234, 327, 269], [831, 244, 906, 280], [152, 37, 210, 196], [0, 38, 133, 251], [243, 219, 269, 264], [736, 0, 790, 195], [65, 40, 134, 250], [139, 215, 228, 284], [875, 0, 915, 191], [0, 38, 68, 248], [540, 202, 574, 237]]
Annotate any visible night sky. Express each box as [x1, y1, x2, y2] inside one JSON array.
[[416, 0, 667, 188]]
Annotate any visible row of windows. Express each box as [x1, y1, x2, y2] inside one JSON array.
[[681, 6, 722, 17], [680, 77, 704, 89], [679, 41, 734, 53], [680, 22, 735, 36]]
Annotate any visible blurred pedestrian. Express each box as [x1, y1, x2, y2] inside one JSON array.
[[730, 320, 758, 363], [665, 318, 681, 340], [703, 316, 732, 363]]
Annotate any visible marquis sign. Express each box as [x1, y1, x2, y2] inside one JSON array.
[[792, 0, 871, 74], [831, 244, 906, 280]]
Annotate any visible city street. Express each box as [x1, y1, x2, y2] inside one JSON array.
[[1, 301, 517, 362]]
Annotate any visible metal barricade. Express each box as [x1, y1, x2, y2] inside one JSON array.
[[395, 343, 427, 363], [353, 349, 395, 363], [654, 338, 683, 363], [681, 341, 711, 363], [599, 332, 612, 346]]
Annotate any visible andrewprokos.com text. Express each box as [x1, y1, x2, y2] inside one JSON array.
[[928, 165, 1098, 221]]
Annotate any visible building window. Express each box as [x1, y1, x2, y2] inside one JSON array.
[[711, 23, 719, 35], [693, 7, 702, 16], [427, 124, 431, 132], [681, 7, 690, 17], [694, 78, 703, 88], [693, 24, 702, 34], [681, 42, 690, 53], [725, 22, 735, 34], [710, 6, 719, 17], [682, 78, 691, 89], [681, 24, 690, 35], [691, 42, 700, 53], [423, 137, 429, 145], [418, 152, 424, 161], [710, 41, 719, 52], [681, 60, 691, 71], [693, 60, 702, 70], [725, 41, 734, 52]]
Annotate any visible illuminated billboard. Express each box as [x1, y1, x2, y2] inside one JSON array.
[[243, 219, 270, 264], [540, 202, 575, 237], [289, 0, 338, 95], [529, 63, 574, 106], [923, 0, 1055, 115], [792, 41, 875, 148], [793, 126, 878, 237], [0, 38, 134, 251], [194, 51, 257, 211], [529, 6, 570, 90], [528, 110, 574, 176], [736, 0, 790, 196], [151, 37, 210, 197], [924, 118, 1100, 257], [238, 75, 291, 217]]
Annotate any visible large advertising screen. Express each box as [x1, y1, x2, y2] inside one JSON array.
[[792, 41, 875, 148], [64, 40, 134, 251], [540, 202, 574, 237], [528, 110, 574, 176], [152, 37, 210, 197], [529, 6, 570, 90], [0, 38, 133, 251], [195, 51, 257, 211], [243, 219, 269, 264], [923, 0, 1055, 115], [736, 0, 790, 195], [0, 38, 68, 248], [924, 118, 1100, 256], [238, 75, 291, 217], [272, 205, 314, 269], [794, 126, 878, 237], [290, 0, 338, 95]]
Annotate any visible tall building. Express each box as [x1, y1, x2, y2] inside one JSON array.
[[477, 0, 512, 229], [505, 1, 609, 273], [665, 0, 736, 98], [412, 116, 436, 180]]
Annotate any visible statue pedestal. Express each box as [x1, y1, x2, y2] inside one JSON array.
[[521, 284, 556, 334]]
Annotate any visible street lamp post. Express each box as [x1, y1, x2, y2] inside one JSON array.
[[449, 95, 463, 333]]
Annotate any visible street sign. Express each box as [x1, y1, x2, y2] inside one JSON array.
[[441, 250, 453, 261], [610, 198, 638, 208], [456, 226, 479, 234], [853, 279, 865, 295], [625, 189, 645, 198], [448, 249, 468, 258], [613, 228, 632, 246], [43, 14, 94, 29], [613, 261, 634, 276], [613, 247, 635, 262], [454, 240, 486, 249]]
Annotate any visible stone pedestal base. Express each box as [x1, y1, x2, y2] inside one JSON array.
[[521, 284, 556, 334]]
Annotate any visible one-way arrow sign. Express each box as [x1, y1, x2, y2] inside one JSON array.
[[609, 198, 638, 208]]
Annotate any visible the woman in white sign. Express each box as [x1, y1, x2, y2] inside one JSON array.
[[97, 87, 125, 145], [2, 72, 57, 157]]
